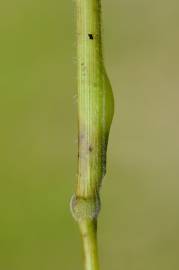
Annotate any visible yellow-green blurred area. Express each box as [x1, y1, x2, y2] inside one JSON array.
[[0, 0, 179, 269]]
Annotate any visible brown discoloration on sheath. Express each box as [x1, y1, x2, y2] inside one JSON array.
[[78, 134, 85, 159], [89, 145, 93, 152]]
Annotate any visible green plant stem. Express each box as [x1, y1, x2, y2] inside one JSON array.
[[79, 220, 99, 270], [71, 0, 114, 270]]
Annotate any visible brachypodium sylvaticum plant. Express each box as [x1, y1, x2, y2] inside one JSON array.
[[70, 0, 114, 270]]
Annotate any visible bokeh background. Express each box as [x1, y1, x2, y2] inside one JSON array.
[[0, 0, 179, 269]]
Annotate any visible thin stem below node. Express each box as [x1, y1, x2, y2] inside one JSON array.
[[79, 220, 100, 270]]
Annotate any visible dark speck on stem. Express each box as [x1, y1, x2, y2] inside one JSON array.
[[88, 34, 94, 40]]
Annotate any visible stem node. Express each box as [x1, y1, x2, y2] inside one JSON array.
[[70, 194, 101, 222]]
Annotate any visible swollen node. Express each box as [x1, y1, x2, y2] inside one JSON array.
[[70, 194, 101, 222]]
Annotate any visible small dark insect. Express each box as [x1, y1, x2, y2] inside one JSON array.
[[88, 34, 94, 40]]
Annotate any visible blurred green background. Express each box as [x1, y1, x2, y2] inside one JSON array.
[[0, 0, 179, 269]]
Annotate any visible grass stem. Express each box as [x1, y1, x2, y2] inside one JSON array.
[[71, 1, 114, 269]]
